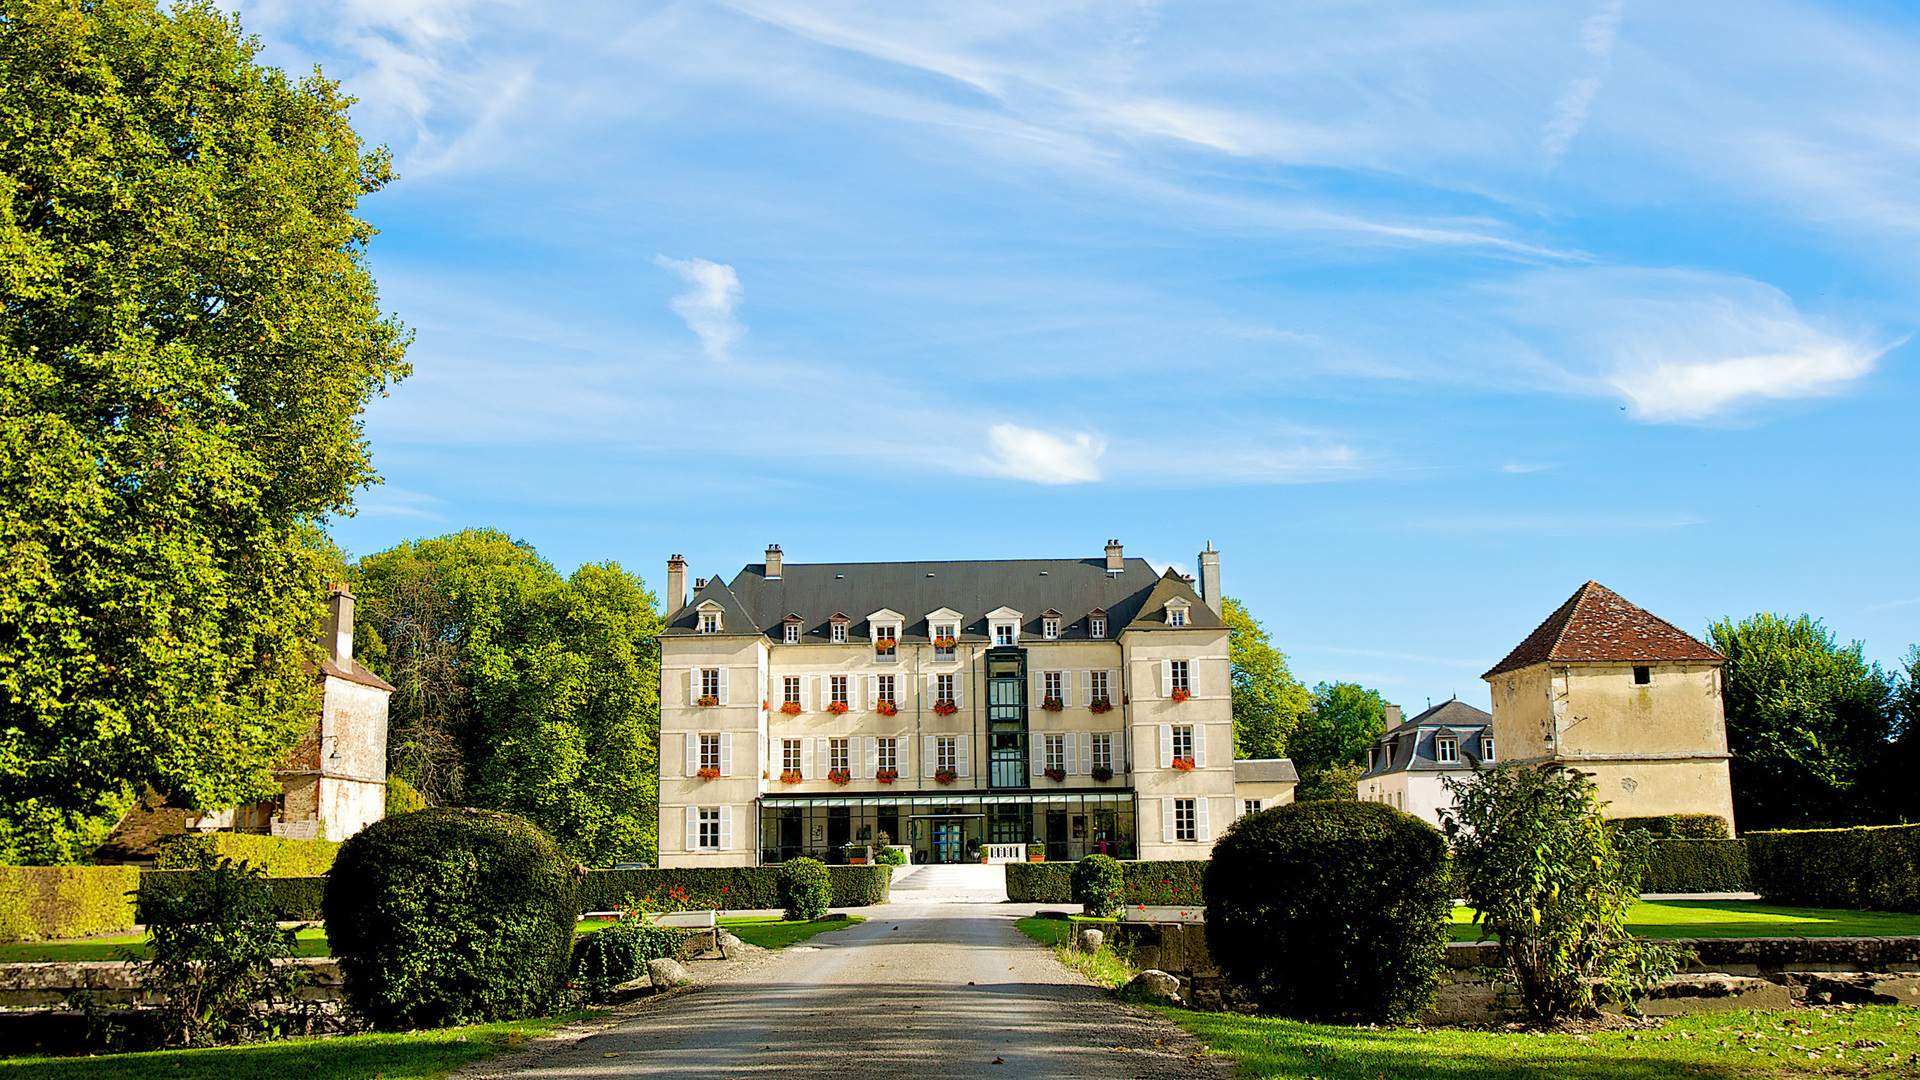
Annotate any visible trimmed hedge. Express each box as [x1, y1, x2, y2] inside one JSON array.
[[1639, 839, 1749, 893], [155, 833, 341, 877], [570, 922, 687, 1002], [1005, 860, 1208, 905], [1611, 814, 1730, 840], [780, 858, 832, 920], [578, 865, 892, 912], [0, 865, 142, 942], [1749, 824, 1920, 913], [140, 872, 328, 922]]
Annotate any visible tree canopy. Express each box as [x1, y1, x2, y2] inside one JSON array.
[[1220, 597, 1312, 760], [0, 0, 408, 862], [1288, 682, 1389, 799], [1709, 613, 1895, 830], [351, 530, 661, 865]]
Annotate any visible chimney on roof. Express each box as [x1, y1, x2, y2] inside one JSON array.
[[666, 555, 687, 618], [765, 544, 783, 580], [1105, 539, 1124, 572], [1384, 704, 1403, 729], [322, 582, 354, 665], [1197, 543, 1221, 614]]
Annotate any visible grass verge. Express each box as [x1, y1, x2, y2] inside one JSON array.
[[1015, 916, 1134, 989], [1165, 1005, 1920, 1079], [0, 927, 331, 964], [717, 914, 863, 949], [0, 1013, 588, 1080], [1451, 901, 1920, 942]]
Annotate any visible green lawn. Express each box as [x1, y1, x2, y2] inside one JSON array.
[[1015, 915, 1116, 948], [1168, 1004, 1920, 1079], [0, 927, 331, 964], [717, 914, 864, 949], [0, 1013, 584, 1080], [1451, 900, 1920, 942]]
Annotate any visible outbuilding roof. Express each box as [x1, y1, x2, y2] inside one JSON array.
[[1233, 758, 1300, 784], [1482, 581, 1723, 679]]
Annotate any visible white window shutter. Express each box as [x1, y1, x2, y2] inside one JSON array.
[[927, 673, 938, 701], [923, 735, 936, 777], [1080, 732, 1093, 774], [684, 806, 698, 853], [1161, 799, 1175, 843], [687, 668, 697, 705], [719, 805, 732, 851], [1081, 671, 1093, 706], [1031, 738, 1045, 776], [1197, 799, 1212, 842], [1032, 670, 1043, 705], [954, 673, 964, 708], [1194, 725, 1207, 769], [1065, 732, 1078, 775], [801, 738, 814, 779], [1160, 659, 1172, 697], [718, 667, 730, 706], [720, 732, 733, 777], [1159, 724, 1174, 768], [803, 674, 814, 710], [865, 737, 878, 774], [957, 734, 970, 778], [684, 733, 698, 777], [867, 674, 879, 711]]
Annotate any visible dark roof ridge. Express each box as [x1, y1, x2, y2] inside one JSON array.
[[1482, 580, 1723, 679]]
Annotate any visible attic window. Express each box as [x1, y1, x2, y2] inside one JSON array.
[[1481, 736, 1495, 762], [1165, 599, 1189, 628], [699, 611, 721, 634], [783, 620, 800, 645], [1633, 665, 1652, 685], [1089, 613, 1106, 639], [831, 620, 848, 644], [1434, 735, 1458, 764], [1042, 615, 1060, 640]]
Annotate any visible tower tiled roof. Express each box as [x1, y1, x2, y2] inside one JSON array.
[[1482, 581, 1723, 679]]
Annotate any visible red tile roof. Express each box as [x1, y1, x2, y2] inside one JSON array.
[[1482, 581, 1724, 679]]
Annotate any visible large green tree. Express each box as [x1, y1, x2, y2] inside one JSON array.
[[1708, 614, 1894, 830], [1289, 682, 1389, 800], [352, 530, 661, 865], [1221, 597, 1312, 760], [0, 1, 408, 861]]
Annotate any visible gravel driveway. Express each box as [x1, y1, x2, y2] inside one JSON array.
[[478, 867, 1226, 1080]]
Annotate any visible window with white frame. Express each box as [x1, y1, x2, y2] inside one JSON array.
[[782, 739, 801, 775], [1171, 724, 1194, 763], [699, 734, 720, 770], [877, 674, 895, 705], [937, 736, 956, 770], [830, 675, 848, 706], [700, 610, 721, 633], [697, 808, 721, 849], [1166, 604, 1187, 627], [700, 668, 720, 700], [1090, 616, 1106, 639], [1174, 799, 1197, 841], [1043, 616, 1060, 639], [1244, 799, 1263, 814], [1481, 735, 1495, 762], [993, 621, 1016, 646], [831, 621, 847, 644], [875, 625, 898, 660], [1088, 669, 1109, 702], [829, 738, 849, 772], [933, 623, 957, 660], [1170, 659, 1190, 695], [1044, 733, 1065, 772], [876, 738, 898, 771], [1043, 670, 1063, 705], [1091, 733, 1113, 771], [784, 622, 800, 644], [936, 673, 955, 705], [782, 676, 801, 706], [1434, 735, 1458, 764]]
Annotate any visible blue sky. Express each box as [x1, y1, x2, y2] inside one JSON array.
[[250, 0, 1918, 713]]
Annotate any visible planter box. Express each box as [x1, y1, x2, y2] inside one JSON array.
[[1027, 856, 1045, 863], [849, 857, 867, 865]]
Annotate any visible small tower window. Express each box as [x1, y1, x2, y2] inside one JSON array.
[[699, 611, 721, 634], [1633, 665, 1652, 685]]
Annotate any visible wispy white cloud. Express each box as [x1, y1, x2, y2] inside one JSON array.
[[983, 423, 1106, 484], [1543, 0, 1623, 159], [654, 256, 745, 360]]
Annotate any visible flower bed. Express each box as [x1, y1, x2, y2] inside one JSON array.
[[1171, 757, 1196, 771], [780, 701, 803, 715], [875, 768, 897, 784], [827, 700, 849, 715], [876, 700, 899, 716], [935, 768, 958, 785], [1041, 696, 1064, 712], [1044, 766, 1066, 782], [1091, 765, 1114, 782], [828, 769, 851, 786], [779, 770, 803, 784], [696, 766, 720, 781], [933, 700, 958, 716], [1089, 696, 1112, 714], [1170, 688, 1191, 703], [696, 694, 720, 707]]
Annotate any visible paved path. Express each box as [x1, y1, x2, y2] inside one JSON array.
[[488, 865, 1223, 1080]]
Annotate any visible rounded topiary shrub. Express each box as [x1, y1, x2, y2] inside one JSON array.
[[1205, 801, 1451, 1023], [1072, 854, 1124, 917], [324, 807, 579, 1029], [779, 857, 831, 921]]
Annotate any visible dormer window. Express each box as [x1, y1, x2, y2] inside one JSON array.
[[1480, 736, 1495, 762], [782, 615, 802, 645], [1165, 598, 1189, 628], [986, 607, 1021, 648], [868, 609, 902, 662], [696, 602, 723, 634], [996, 624, 1015, 646], [1434, 735, 1458, 764], [830, 614, 849, 644], [1041, 611, 1061, 640], [1088, 611, 1107, 639]]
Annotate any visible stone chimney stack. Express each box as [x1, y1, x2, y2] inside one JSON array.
[[666, 555, 688, 618], [1197, 543, 1221, 613], [765, 544, 783, 580], [323, 582, 354, 665], [1105, 539, 1124, 572], [1384, 704, 1404, 729]]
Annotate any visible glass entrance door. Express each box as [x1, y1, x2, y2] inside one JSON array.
[[931, 819, 964, 864]]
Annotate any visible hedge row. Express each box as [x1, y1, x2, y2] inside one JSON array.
[[1749, 824, 1920, 913], [1639, 839, 1748, 893], [578, 865, 892, 912], [1005, 860, 1207, 905], [155, 832, 341, 877], [0, 865, 142, 942], [139, 872, 328, 922], [1610, 814, 1730, 840]]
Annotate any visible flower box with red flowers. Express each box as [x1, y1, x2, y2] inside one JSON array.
[[934, 768, 958, 785], [1170, 688, 1191, 703], [827, 700, 849, 715], [875, 768, 898, 784], [1041, 696, 1064, 712], [696, 694, 720, 707], [828, 769, 851, 785], [1089, 696, 1113, 714], [874, 640, 896, 653], [933, 700, 959, 716], [1043, 766, 1066, 782], [1171, 757, 1196, 771], [779, 701, 803, 715], [876, 700, 899, 717], [932, 637, 958, 649], [1090, 765, 1114, 782], [779, 770, 803, 783], [696, 766, 720, 781]]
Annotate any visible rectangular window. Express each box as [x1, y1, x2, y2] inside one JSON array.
[[1170, 659, 1190, 695], [878, 674, 895, 704], [1090, 616, 1106, 639], [934, 624, 957, 660], [1435, 736, 1458, 764], [1174, 798, 1197, 842], [1091, 733, 1112, 771], [876, 626, 897, 661], [1089, 670, 1109, 701], [700, 611, 720, 633], [876, 738, 897, 772], [829, 738, 849, 772], [1171, 724, 1194, 763], [1043, 617, 1060, 639], [994, 623, 1015, 646], [1633, 665, 1652, 685], [937, 736, 956, 770], [830, 675, 848, 705], [782, 739, 801, 775], [1043, 671, 1063, 705], [699, 734, 720, 770], [782, 676, 801, 706], [698, 808, 720, 849], [831, 622, 847, 644], [1244, 799, 1262, 814], [784, 623, 800, 644], [1481, 736, 1495, 762], [1045, 733, 1065, 772], [1168, 607, 1186, 627], [701, 668, 720, 699], [936, 673, 955, 705]]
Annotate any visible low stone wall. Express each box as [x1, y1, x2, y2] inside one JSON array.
[[0, 957, 343, 1009], [1106, 922, 1920, 1022]]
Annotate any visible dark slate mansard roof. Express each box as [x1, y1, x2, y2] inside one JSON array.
[[662, 557, 1221, 642], [1482, 580, 1724, 680], [1360, 698, 1492, 778]]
